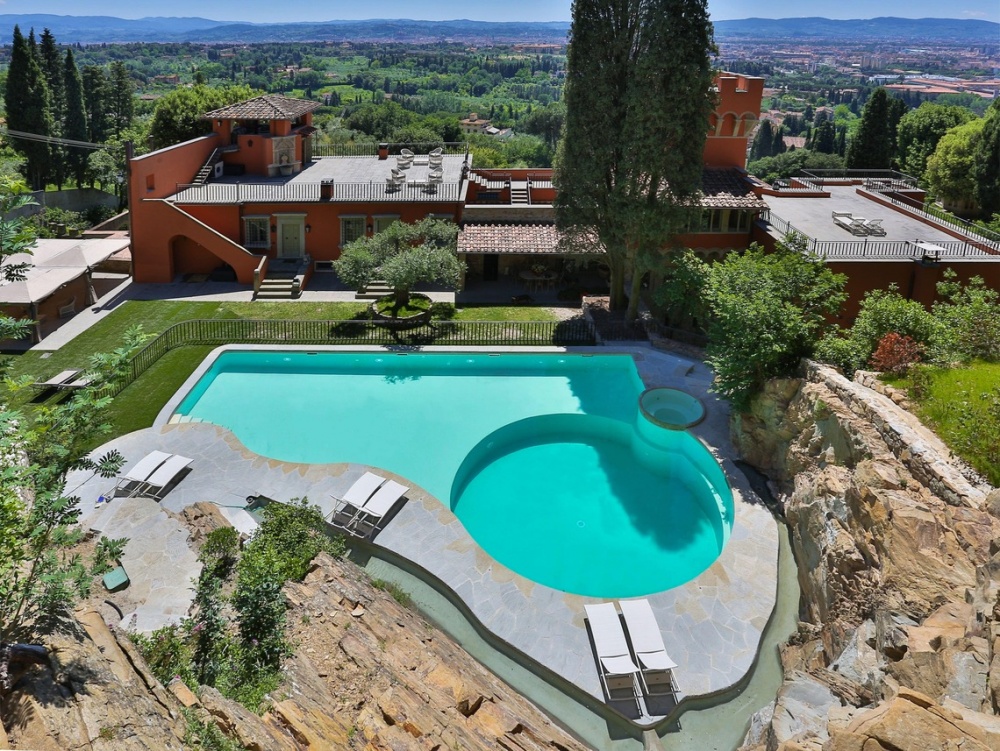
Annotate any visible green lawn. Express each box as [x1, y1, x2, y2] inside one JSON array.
[[887, 361, 1000, 485], [4, 299, 562, 443]]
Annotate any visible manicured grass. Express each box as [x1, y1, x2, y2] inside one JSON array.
[[887, 361, 1000, 485], [452, 305, 558, 322], [3, 298, 564, 443]]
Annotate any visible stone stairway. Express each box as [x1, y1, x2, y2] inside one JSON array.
[[355, 280, 393, 299], [255, 277, 299, 299]]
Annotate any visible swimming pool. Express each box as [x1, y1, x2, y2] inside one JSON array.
[[174, 350, 732, 597]]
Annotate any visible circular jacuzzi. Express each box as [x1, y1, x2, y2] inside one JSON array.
[[639, 387, 706, 430]]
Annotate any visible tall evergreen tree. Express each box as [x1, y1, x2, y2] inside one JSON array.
[[750, 120, 775, 160], [772, 125, 787, 155], [971, 99, 1000, 220], [846, 87, 892, 169], [82, 65, 110, 143], [811, 121, 835, 153], [63, 49, 90, 187], [108, 61, 134, 137], [5, 27, 53, 189], [39, 28, 66, 187], [886, 96, 908, 168], [555, 0, 716, 318]]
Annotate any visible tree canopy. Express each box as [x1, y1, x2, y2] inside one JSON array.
[[846, 88, 900, 169], [971, 99, 1000, 221], [332, 218, 462, 309], [702, 236, 846, 409], [555, 0, 716, 319], [925, 117, 986, 214], [148, 84, 257, 150], [5, 27, 53, 189], [895, 102, 975, 180]]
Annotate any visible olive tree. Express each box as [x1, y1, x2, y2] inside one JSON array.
[[333, 218, 462, 311]]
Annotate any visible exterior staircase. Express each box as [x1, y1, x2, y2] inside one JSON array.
[[255, 276, 299, 299], [193, 149, 223, 184], [355, 280, 393, 299], [510, 181, 530, 204]]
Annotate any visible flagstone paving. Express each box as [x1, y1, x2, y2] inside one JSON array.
[[68, 344, 779, 726]]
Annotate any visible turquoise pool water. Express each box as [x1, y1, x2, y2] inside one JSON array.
[[175, 350, 732, 597]]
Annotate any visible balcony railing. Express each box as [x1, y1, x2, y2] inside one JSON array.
[[172, 180, 463, 203], [310, 140, 470, 158], [762, 210, 999, 260], [799, 168, 920, 189]]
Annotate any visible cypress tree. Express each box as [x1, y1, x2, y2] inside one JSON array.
[[108, 61, 134, 137], [846, 87, 892, 169], [812, 120, 836, 154], [971, 99, 1000, 220], [772, 125, 787, 155], [82, 65, 110, 143], [555, 0, 715, 318], [750, 120, 775, 160], [5, 27, 53, 189], [64, 49, 89, 187], [40, 28, 66, 187]]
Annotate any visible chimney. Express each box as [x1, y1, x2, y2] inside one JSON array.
[[321, 179, 334, 200], [378, 143, 389, 160]]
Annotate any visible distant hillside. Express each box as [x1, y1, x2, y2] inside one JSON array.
[[714, 16, 999, 43], [0, 14, 994, 45], [0, 14, 239, 42]]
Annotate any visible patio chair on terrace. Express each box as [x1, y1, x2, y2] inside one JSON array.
[[619, 598, 679, 699], [112, 450, 173, 497], [347, 479, 409, 538], [583, 602, 642, 709], [135, 454, 193, 501], [33, 369, 82, 390], [329, 471, 386, 524], [863, 219, 886, 236]]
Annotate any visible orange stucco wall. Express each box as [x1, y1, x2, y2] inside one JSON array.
[[705, 73, 763, 169]]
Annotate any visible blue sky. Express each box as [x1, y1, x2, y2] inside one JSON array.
[[5, 0, 999, 23]]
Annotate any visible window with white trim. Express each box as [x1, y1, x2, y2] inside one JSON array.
[[244, 216, 270, 249], [340, 216, 366, 246], [373, 215, 399, 234]]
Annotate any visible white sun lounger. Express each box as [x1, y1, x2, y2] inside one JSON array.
[[136, 454, 192, 500], [584, 603, 642, 708], [348, 479, 409, 537], [330, 471, 386, 522], [35, 369, 82, 389], [113, 450, 173, 496], [619, 599, 679, 698]]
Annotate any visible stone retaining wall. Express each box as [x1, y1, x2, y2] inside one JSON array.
[[804, 360, 986, 508]]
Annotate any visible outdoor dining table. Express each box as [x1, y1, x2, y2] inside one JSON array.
[[519, 270, 556, 292]]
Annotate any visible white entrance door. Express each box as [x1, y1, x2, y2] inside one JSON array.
[[278, 220, 302, 258]]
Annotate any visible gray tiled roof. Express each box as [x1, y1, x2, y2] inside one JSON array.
[[203, 94, 321, 121]]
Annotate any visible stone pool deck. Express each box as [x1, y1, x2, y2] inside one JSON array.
[[67, 344, 779, 726]]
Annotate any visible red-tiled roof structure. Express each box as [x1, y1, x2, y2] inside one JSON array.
[[700, 168, 768, 209], [203, 94, 321, 121], [458, 224, 603, 255]]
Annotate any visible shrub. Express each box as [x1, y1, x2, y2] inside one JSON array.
[[130, 624, 195, 688], [933, 271, 1000, 362], [815, 332, 866, 375], [850, 286, 942, 359], [869, 333, 923, 375], [200, 527, 240, 578]]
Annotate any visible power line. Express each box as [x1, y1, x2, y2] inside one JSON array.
[[1, 128, 109, 151]]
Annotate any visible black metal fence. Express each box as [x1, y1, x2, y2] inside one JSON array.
[[113, 317, 626, 395]]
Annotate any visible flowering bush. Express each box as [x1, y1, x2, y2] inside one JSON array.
[[869, 332, 923, 375]]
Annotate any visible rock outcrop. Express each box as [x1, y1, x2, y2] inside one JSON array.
[[3, 553, 589, 750], [736, 363, 1000, 751]]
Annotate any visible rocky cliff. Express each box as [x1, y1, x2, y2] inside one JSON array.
[[2, 548, 588, 750], [735, 362, 1000, 751]]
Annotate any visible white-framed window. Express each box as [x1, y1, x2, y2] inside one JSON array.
[[340, 216, 366, 247], [244, 216, 270, 249], [373, 215, 400, 234]]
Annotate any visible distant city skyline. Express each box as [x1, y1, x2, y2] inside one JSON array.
[[4, 0, 998, 24]]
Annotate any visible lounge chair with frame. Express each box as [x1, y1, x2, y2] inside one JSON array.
[[583, 602, 642, 709], [135, 454, 193, 501], [112, 450, 173, 497], [329, 471, 386, 524], [619, 598, 679, 699], [347, 479, 409, 538]]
